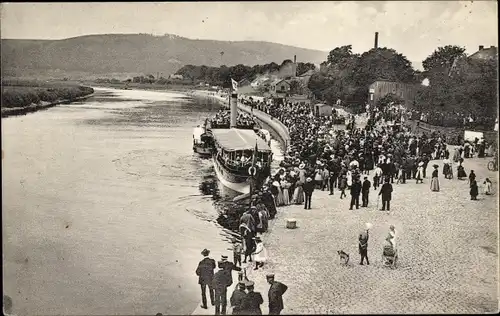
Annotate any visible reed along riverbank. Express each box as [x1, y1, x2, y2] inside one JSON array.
[[1, 79, 94, 117]]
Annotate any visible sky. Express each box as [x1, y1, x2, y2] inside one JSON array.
[[1, 1, 498, 66]]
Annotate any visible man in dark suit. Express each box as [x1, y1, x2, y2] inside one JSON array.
[[378, 178, 393, 211], [196, 249, 216, 309], [230, 281, 247, 315], [266, 274, 288, 315], [212, 261, 232, 315], [349, 176, 362, 210], [361, 176, 371, 207], [303, 177, 315, 209], [240, 281, 263, 315], [219, 255, 241, 287]]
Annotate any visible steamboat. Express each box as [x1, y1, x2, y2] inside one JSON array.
[[197, 91, 272, 194], [192, 124, 213, 156]]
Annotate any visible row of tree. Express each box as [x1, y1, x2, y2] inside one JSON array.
[[308, 45, 418, 106], [174, 60, 316, 87], [308, 44, 497, 123]]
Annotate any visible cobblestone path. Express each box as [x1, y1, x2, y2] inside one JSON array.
[[244, 157, 498, 314]]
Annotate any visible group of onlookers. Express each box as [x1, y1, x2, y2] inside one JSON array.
[[196, 247, 288, 315]]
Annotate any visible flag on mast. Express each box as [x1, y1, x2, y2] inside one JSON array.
[[231, 78, 239, 91]]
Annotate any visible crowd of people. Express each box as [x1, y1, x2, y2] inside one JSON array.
[[208, 109, 258, 129], [197, 92, 496, 315]]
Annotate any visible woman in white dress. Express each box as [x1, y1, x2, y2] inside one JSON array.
[[346, 169, 353, 189], [273, 181, 285, 206], [253, 236, 267, 270], [281, 179, 291, 206]]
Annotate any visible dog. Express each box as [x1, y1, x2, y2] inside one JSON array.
[[337, 250, 350, 265]]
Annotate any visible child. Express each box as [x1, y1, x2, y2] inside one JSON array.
[[232, 237, 243, 267], [484, 178, 492, 195], [339, 175, 347, 199]]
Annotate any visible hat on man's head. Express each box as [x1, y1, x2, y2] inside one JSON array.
[[238, 281, 246, 287], [201, 248, 210, 256], [299, 163, 306, 169], [217, 261, 225, 268], [266, 273, 275, 279], [245, 280, 255, 287], [221, 255, 228, 262], [418, 161, 424, 167]]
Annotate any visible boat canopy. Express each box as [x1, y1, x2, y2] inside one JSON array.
[[211, 129, 272, 152]]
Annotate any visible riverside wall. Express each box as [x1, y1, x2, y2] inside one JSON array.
[[193, 91, 291, 153]]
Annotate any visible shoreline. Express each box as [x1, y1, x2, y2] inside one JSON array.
[[1, 92, 95, 118]]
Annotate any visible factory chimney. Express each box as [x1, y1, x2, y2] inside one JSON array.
[[374, 32, 379, 49]]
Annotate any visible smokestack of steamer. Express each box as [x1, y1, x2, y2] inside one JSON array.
[[230, 92, 238, 128], [374, 32, 379, 49]]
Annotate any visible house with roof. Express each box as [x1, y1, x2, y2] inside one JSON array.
[[367, 79, 418, 108], [469, 45, 498, 60], [296, 69, 316, 84], [448, 45, 498, 77], [269, 79, 291, 96]]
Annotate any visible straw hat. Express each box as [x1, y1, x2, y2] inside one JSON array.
[[418, 161, 424, 167], [299, 163, 305, 169]]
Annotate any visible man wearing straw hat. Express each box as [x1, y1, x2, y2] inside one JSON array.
[[196, 249, 216, 309], [359, 223, 371, 265]]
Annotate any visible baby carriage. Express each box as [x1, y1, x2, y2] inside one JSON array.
[[382, 244, 398, 268]]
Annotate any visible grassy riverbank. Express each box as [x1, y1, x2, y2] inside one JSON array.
[[86, 81, 211, 93], [1, 79, 94, 117]]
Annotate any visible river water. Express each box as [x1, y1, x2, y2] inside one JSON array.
[[2, 88, 282, 315]]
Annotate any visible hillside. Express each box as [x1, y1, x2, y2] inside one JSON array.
[[1, 33, 328, 79]]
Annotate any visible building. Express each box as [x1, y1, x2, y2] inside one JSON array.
[[469, 45, 498, 60], [368, 80, 418, 108], [238, 78, 252, 87], [448, 45, 497, 77], [314, 103, 333, 117], [296, 69, 315, 84], [270, 79, 291, 96], [286, 94, 311, 106]]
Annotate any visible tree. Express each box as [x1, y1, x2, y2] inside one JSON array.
[[352, 48, 416, 86], [296, 62, 316, 76], [326, 45, 354, 65], [422, 45, 466, 74]]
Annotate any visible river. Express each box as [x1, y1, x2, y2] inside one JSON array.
[[1, 87, 283, 315]]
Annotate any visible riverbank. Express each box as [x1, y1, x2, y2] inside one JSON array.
[[1, 93, 95, 118], [1, 80, 95, 118]]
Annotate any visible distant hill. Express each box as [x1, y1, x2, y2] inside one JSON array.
[[1, 33, 328, 79]]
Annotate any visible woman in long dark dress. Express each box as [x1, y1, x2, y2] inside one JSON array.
[[457, 158, 467, 180], [430, 164, 440, 192], [470, 179, 479, 200]]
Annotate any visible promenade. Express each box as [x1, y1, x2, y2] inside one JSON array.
[[245, 156, 498, 314], [191, 91, 498, 314]]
